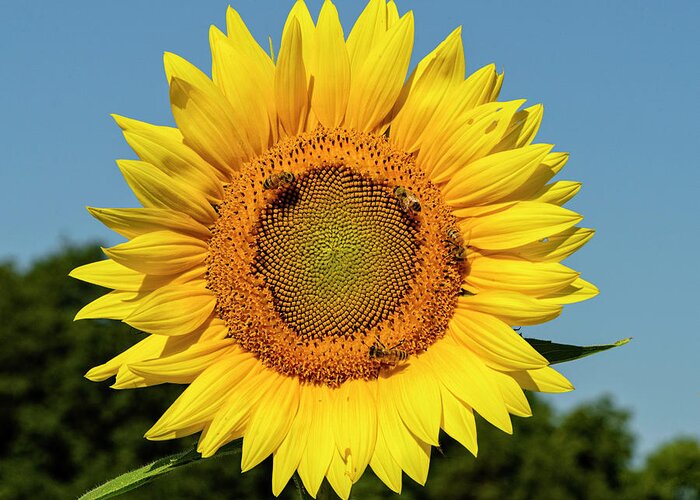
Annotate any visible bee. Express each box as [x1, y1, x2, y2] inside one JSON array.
[[368, 336, 408, 366], [263, 171, 295, 190], [445, 227, 464, 246], [393, 186, 421, 215], [445, 226, 467, 261], [449, 245, 467, 261], [458, 287, 475, 297]]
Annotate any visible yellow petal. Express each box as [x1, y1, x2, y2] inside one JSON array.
[[491, 70, 505, 101], [111, 364, 154, 390], [398, 25, 464, 106], [368, 428, 403, 494], [530, 180, 582, 205], [84, 334, 196, 382], [491, 104, 544, 153], [297, 385, 335, 497], [386, 361, 441, 445], [332, 379, 377, 482], [442, 144, 553, 207], [198, 365, 276, 457], [147, 353, 257, 440], [390, 26, 464, 152], [346, 0, 387, 75], [103, 230, 208, 275], [121, 130, 224, 201], [490, 369, 532, 417], [497, 227, 595, 263], [311, 0, 350, 128], [450, 201, 517, 219], [414, 64, 500, 156], [196, 317, 229, 342], [272, 386, 315, 496], [117, 160, 216, 224], [74, 290, 145, 321], [124, 282, 216, 336], [275, 18, 309, 136], [111, 326, 223, 388], [440, 387, 478, 456], [222, 8, 280, 138], [226, 6, 275, 66], [376, 384, 430, 485], [164, 52, 253, 165], [112, 114, 222, 181], [70, 259, 147, 291], [225, 7, 278, 143], [70, 258, 205, 292], [326, 450, 353, 500], [421, 100, 525, 184], [458, 201, 583, 250], [164, 51, 212, 90], [509, 366, 574, 393], [86, 207, 210, 241], [128, 339, 237, 384], [488, 150, 571, 203], [449, 309, 548, 371], [112, 114, 182, 143], [387, 1, 400, 27], [538, 277, 599, 305], [457, 290, 562, 326], [344, 11, 414, 132], [144, 423, 207, 441], [280, 1, 316, 77], [242, 376, 300, 472], [169, 76, 251, 175], [546, 151, 570, 175], [465, 254, 579, 296], [427, 338, 512, 434], [460, 64, 502, 107], [210, 27, 271, 153]]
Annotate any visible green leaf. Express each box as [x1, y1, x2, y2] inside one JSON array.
[[79, 441, 242, 500], [524, 337, 631, 364]]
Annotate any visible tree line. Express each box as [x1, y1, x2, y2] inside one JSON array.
[[0, 245, 697, 499]]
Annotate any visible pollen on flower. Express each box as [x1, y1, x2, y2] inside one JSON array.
[[206, 128, 465, 386]]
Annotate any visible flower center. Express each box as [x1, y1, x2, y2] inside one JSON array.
[[207, 128, 464, 386], [255, 166, 419, 340]]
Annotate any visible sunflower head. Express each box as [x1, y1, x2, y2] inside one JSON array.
[[71, 1, 597, 498], [207, 127, 465, 387]]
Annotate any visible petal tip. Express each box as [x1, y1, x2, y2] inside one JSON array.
[[84, 367, 104, 381], [111, 113, 129, 130]]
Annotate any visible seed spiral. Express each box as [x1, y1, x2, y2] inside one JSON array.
[[206, 128, 464, 386], [255, 166, 419, 340]]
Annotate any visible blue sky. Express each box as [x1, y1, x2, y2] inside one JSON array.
[[1, 1, 698, 459]]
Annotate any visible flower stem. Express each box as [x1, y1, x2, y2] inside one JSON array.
[[292, 472, 334, 500], [292, 472, 312, 499]]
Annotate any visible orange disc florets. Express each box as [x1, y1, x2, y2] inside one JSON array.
[[206, 128, 464, 386]]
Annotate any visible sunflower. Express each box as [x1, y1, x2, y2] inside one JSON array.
[[70, 1, 598, 497]]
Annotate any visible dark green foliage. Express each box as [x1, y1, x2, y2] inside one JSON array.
[[0, 244, 696, 499], [626, 438, 700, 500]]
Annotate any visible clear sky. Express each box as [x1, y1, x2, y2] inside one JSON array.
[[1, 1, 698, 459]]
